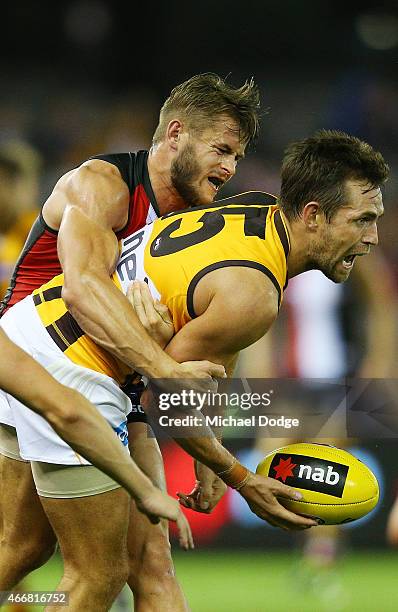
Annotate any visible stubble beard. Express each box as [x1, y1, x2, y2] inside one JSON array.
[[170, 143, 205, 207], [306, 237, 345, 283], [311, 252, 349, 283]]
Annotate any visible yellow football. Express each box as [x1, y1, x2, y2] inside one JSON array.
[[256, 442, 379, 525]]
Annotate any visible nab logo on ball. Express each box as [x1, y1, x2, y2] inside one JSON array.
[[269, 453, 349, 498], [257, 443, 379, 524]]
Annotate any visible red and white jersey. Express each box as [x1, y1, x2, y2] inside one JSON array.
[[285, 271, 346, 378]]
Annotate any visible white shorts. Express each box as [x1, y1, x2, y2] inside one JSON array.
[[0, 296, 131, 465]]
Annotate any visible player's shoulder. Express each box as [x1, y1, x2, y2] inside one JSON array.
[[80, 153, 131, 177], [84, 151, 149, 190], [215, 191, 277, 207]]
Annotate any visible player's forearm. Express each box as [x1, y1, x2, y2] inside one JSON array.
[[62, 274, 178, 379], [41, 388, 156, 501], [175, 435, 235, 473], [0, 337, 155, 500], [176, 433, 251, 491], [0, 332, 43, 397]]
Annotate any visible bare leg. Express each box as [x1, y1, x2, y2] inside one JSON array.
[[0, 454, 56, 589], [127, 423, 189, 612], [40, 487, 130, 612]]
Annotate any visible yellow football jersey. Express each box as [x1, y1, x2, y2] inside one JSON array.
[[32, 192, 290, 384]]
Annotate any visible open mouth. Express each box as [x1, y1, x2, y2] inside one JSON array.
[[342, 252, 368, 269], [208, 176, 223, 191], [342, 254, 356, 268]]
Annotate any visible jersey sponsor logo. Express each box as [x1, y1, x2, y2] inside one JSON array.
[[112, 420, 129, 447], [152, 237, 162, 251], [269, 453, 348, 497], [116, 230, 145, 282], [129, 404, 145, 414]]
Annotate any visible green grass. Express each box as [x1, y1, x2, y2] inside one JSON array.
[[7, 550, 398, 611]]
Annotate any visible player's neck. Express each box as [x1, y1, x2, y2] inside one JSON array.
[[147, 146, 187, 216], [282, 213, 315, 278]]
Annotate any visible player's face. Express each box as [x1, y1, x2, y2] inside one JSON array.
[[312, 180, 384, 283], [170, 115, 245, 206]]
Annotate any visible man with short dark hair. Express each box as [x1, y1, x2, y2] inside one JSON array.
[[278, 130, 387, 282]]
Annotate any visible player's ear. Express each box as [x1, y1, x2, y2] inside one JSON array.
[[302, 202, 321, 230], [166, 120, 184, 151]]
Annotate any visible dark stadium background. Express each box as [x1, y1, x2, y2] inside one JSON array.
[[1, 2, 398, 611]]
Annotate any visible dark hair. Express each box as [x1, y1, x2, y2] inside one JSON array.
[[279, 130, 389, 221], [152, 73, 260, 148]]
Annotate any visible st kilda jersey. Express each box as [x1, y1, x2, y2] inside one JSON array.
[[31, 192, 290, 385], [0, 151, 159, 316]]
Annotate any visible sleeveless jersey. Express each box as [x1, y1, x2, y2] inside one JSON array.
[[31, 192, 290, 384], [0, 151, 158, 315], [0, 210, 37, 300]]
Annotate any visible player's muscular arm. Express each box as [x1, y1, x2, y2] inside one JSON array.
[[168, 267, 279, 370], [153, 268, 317, 529], [55, 160, 223, 382], [163, 267, 278, 462]]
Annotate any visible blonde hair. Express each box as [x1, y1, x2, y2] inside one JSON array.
[[153, 73, 260, 147]]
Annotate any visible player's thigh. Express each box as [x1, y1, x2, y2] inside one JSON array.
[[0, 424, 55, 547], [38, 469, 131, 566]]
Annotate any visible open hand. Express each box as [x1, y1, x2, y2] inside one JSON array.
[[136, 487, 194, 550], [128, 281, 174, 348]]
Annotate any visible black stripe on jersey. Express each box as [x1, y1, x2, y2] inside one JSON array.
[[186, 260, 282, 320], [38, 211, 58, 235], [274, 211, 290, 290], [44, 286, 63, 301], [33, 286, 63, 306], [135, 151, 159, 216], [0, 214, 52, 316], [90, 152, 136, 239], [46, 323, 69, 352], [215, 192, 276, 207], [91, 150, 160, 223], [161, 192, 277, 220], [45, 311, 84, 352], [90, 153, 133, 189], [274, 211, 290, 258]]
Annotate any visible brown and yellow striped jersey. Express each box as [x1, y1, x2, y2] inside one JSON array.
[[32, 192, 290, 384]]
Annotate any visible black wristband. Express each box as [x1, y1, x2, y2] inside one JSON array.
[[121, 379, 148, 424]]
